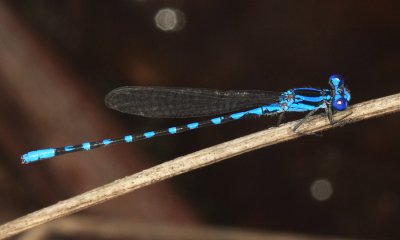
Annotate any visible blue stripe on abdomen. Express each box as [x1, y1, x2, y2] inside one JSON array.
[[64, 146, 74, 151], [168, 127, 177, 134], [187, 122, 199, 129], [124, 135, 133, 142], [230, 112, 245, 119], [144, 131, 155, 138], [22, 148, 56, 163], [211, 117, 223, 124], [82, 142, 91, 150], [247, 107, 263, 116]]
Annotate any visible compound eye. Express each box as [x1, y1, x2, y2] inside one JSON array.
[[332, 97, 348, 111], [329, 74, 345, 87]]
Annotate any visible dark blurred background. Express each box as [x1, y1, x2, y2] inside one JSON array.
[[0, 1, 399, 239]]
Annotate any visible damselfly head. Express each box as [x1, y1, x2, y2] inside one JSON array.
[[329, 74, 351, 111]]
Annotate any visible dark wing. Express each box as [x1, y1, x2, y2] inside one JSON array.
[[105, 86, 281, 118]]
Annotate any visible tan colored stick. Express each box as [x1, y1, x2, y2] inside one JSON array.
[[19, 216, 360, 240], [1, 93, 400, 239]]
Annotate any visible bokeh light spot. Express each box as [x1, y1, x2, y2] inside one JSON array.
[[310, 179, 333, 201], [154, 8, 185, 31]]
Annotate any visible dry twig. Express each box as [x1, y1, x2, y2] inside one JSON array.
[[0, 93, 399, 239]]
